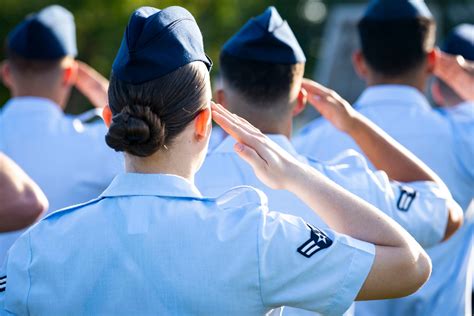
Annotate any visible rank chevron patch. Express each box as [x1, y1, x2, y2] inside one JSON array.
[[297, 224, 333, 258]]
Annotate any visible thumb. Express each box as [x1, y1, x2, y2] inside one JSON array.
[[234, 142, 266, 171]]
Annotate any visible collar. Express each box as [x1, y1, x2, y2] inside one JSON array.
[[100, 173, 203, 199], [212, 134, 299, 157], [1, 96, 63, 119], [441, 101, 474, 122], [355, 85, 431, 111]]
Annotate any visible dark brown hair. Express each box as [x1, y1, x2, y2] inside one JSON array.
[[5, 46, 64, 74], [358, 17, 436, 77], [219, 52, 304, 107], [105, 62, 209, 157]]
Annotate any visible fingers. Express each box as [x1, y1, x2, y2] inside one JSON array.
[[211, 102, 262, 136], [211, 109, 257, 148], [234, 142, 267, 171], [301, 78, 332, 98]]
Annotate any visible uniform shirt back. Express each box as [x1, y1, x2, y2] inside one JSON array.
[[293, 85, 473, 316], [0, 97, 123, 263], [0, 173, 375, 316]]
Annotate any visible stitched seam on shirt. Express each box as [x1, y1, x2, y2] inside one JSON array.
[[26, 232, 33, 316], [256, 210, 266, 308]]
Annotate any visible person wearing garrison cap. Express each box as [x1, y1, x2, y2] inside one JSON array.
[[0, 5, 435, 315], [293, 1, 472, 315], [197, 6, 461, 316], [432, 23, 474, 310], [0, 5, 123, 264]]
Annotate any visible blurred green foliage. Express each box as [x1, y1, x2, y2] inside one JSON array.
[[0, 0, 472, 113]]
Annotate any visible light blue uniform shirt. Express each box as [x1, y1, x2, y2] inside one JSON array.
[[197, 133, 451, 315], [0, 97, 123, 264], [294, 85, 473, 211], [294, 85, 473, 316], [197, 134, 450, 249], [0, 173, 375, 315]]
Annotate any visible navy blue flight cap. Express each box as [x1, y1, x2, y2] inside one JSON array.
[[363, 0, 432, 21], [222, 6, 306, 64], [442, 24, 474, 62], [7, 5, 77, 59], [112, 6, 212, 84]]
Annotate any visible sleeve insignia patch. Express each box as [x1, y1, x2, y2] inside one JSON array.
[[0, 275, 6, 293], [297, 224, 333, 258], [397, 186, 417, 212]]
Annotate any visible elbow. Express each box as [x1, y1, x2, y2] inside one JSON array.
[[399, 247, 432, 297], [22, 189, 48, 225], [11, 188, 48, 230], [443, 200, 464, 241]]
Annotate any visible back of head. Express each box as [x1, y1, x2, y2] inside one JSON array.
[[434, 24, 474, 105], [5, 5, 77, 77], [357, 0, 436, 77], [105, 6, 212, 158], [220, 7, 305, 113]]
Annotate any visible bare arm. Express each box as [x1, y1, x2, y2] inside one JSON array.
[[302, 79, 463, 240], [0, 153, 48, 232], [434, 50, 474, 101], [74, 61, 109, 109], [211, 102, 431, 300]]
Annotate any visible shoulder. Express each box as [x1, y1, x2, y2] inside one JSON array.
[[295, 116, 331, 138], [306, 149, 370, 171], [213, 186, 268, 211]]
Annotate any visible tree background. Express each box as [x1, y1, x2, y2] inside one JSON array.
[[0, 0, 472, 114]]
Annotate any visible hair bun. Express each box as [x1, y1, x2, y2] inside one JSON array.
[[105, 105, 166, 157]]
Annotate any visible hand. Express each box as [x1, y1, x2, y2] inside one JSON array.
[[74, 61, 109, 108], [434, 49, 474, 101], [211, 102, 301, 190], [302, 78, 359, 133]]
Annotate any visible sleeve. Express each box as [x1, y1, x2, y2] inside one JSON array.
[[452, 121, 474, 181], [310, 151, 449, 248], [258, 211, 375, 316], [0, 232, 32, 315]]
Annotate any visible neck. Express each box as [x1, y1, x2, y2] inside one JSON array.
[[124, 145, 197, 183], [366, 71, 427, 93], [11, 82, 66, 109], [226, 101, 293, 138]]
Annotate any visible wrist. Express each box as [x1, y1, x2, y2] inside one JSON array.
[[344, 112, 364, 135], [283, 161, 311, 192]]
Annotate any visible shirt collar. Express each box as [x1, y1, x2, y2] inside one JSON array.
[[100, 173, 203, 199], [212, 134, 299, 157], [355, 85, 431, 111], [440, 101, 474, 122], [2, 96, 63, 118]]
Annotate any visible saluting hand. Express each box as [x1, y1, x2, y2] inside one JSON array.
[[74, 61, 109, 109], [302, 78, 359, 133], [434, 49, 474, 101], [211, 102, 301, 190]]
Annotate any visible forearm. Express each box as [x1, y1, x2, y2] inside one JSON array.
[[347, 114, 443, 184], [286, 162, 416, 248]]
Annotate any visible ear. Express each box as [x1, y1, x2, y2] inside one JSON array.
[[216, 89, 227, 108], [1, 61, 13, 89], [426, 49, 436, 74], [194, 106, 212, 141], [63, 60, 78, 86], [102, 105, 112, 127], [352, 50, 368, 79], [292, 87, 307, 117]]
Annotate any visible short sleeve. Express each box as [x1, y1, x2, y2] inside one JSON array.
[[309, 151, 450, 248], [258, 211, 375, 316], [0, 233, 32, 315]]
